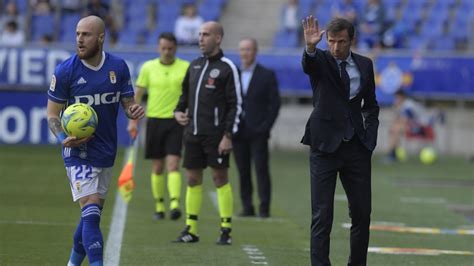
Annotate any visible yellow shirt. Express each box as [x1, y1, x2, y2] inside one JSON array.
[[136, 57, 189, 118]]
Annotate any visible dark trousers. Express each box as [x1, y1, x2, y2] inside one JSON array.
[[233, 134, 271, 215], [309, 137, 372, 266]]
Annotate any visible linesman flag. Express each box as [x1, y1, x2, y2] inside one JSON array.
[[118, 129, 139, 203]]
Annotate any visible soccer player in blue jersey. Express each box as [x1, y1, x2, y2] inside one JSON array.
[[46, 16, 144, 266]]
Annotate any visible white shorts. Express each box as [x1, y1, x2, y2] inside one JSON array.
[[65, 165, 113, 202]]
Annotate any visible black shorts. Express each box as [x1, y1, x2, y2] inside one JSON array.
[[145, 118, 184, 159], [183, 133, 229, 169]]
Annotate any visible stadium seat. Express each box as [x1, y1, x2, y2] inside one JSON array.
[[405, 36, 429, 50], [201, 0, 227, 8], [433, 39, 455, 51], [420, 20, 444, 38], [156, 2, 180, 22], [31, 14, 55, 41], [60, 14, 81, 43], [273, 30, 299, 48], [298, 0, 314, 13], [15, 0, 28, 13], [118, 29, 141, 46], [198, 4, 221, 21], [156, 17, 176, 33]]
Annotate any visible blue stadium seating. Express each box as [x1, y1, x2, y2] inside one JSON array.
[[60, 14, 81, 43], [31, 14, 55, 41], [273, 30, 298, 48], [198, 3, 221, 21]]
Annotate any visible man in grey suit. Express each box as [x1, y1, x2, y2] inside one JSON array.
[[233, 38, 280, 218]]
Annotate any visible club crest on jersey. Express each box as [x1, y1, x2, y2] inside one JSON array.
[[75, 181, 81, 192], [79, 151, 87, 159], [210, 69, 220, 78], [109, 71, 117, 84], [205, 78, 216, 89], [49, 75, 56, 91]]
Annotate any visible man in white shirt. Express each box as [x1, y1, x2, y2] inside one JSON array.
[[0, 21, 25, 46], [174, 4, 204, 45]]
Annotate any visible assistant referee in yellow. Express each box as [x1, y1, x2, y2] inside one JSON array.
[[128, 32, 190, 220]]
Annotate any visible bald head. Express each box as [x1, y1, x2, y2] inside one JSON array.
[[239, 38, 258, 68], [198, 21, 224, 57], [77, 15, 105, 35], [202, 21, 224, 38], [76, 15, 105, 62]]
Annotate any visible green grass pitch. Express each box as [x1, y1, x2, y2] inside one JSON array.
[[0, 145, 473, 265]]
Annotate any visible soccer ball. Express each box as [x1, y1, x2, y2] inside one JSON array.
[[395, 147, 408, 162], [61, 103, 98, 139], [419, 147, 437, 165]]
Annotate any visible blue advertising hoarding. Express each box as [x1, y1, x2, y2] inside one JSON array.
[[1, 46, 473, 145], [0, 91, 130, 145]]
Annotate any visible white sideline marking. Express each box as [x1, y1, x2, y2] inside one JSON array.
[[104, 147, 133, 266], [400, 196, 447, 204], [243, 245, 269, 265], [335, 194, 347, 201], [104, 192, 127, 266]]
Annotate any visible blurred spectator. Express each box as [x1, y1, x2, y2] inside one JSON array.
[[0, 20, 25, 46], [382, 22, 405, 49], [62, 0, 83, 13], [31, 0, 54, 15], [279, 0, 302, 45], [174, 4, 203, 46], [280, 0, 300, 32], [84, 0, 117, 40], [40, 34, 53, 44], [331, 0, 359, 26], [0, 2, 25, 30], [358, 0, 385, 49], [385, 89, 443, 163], [84, 0, 109, 19]]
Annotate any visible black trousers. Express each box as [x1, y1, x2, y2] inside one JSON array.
[[233, 133, 271, 215], [309, 137, 372, 266]]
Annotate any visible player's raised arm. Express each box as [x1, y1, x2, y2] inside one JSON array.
[[121, 96, 145, 120], [302, 15, 326, 53]]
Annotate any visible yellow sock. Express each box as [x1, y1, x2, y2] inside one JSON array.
[[186, 185, 202, 235], [151, 173, 165, 212], [217, 183, 233, 228], [168, 171, 182, 210]]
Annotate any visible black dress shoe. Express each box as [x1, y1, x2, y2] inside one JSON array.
[[238, 210, 255, 217]]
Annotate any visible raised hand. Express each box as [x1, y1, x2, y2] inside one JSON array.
[[302, 15, 325, 52]]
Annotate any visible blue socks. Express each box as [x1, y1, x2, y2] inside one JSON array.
[[68, 217, 86, 265], [81, 204, 103, 265]]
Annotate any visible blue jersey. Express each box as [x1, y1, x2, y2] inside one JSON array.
[[48, 51, 134, 167]]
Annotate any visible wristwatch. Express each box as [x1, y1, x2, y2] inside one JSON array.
[[224, 132, 232, 139]]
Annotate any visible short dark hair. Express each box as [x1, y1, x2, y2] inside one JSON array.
[[326, 18, 355, 40], [394, 89, 407, 97], [6, 20, 18, 30], [158, 32, 177, 45]]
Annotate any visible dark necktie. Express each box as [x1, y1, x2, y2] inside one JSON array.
[[340, 61, 350, 100], [340, 61, 354, 140]]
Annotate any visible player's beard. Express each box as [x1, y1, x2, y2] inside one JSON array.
[[77, 41, 101, 60]]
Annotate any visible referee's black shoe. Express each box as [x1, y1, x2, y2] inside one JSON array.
[[170, 208, 182, 220], [153, 211, 165, 220], [173, 226, 199, 243], [216, 227, 232, 245]]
